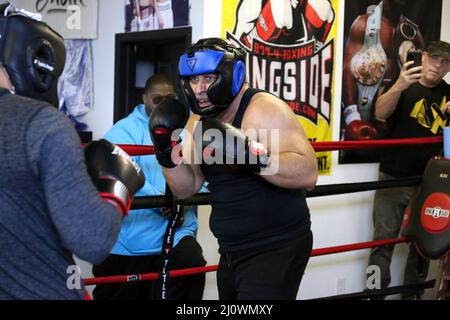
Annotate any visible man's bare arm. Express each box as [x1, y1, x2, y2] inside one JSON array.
[[243, 93, 318, 190]]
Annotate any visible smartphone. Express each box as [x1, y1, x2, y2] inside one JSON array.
[[407, 51, 422, 69]]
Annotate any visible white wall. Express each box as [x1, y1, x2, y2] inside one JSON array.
[[78, 0, 450, 299]]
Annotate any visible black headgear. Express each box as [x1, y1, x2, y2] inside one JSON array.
[[179, 38, 246, 117], [0, 4, 65, 107]]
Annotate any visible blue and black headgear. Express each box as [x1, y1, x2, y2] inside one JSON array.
[[179, 38, 246, 117]]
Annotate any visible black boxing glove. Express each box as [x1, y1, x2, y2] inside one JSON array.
[[84, 140, 145, 218], [149, 97, 189, 168], [196, 117, 270, 173]]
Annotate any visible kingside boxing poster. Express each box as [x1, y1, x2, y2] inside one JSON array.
[[222, 0, 339, 175]]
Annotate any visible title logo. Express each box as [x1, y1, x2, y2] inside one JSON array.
[[424, 206, 449, 219]]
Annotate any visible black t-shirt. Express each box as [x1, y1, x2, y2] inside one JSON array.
[[380, 81, 450, 177]]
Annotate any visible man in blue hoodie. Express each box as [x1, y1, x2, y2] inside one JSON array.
[[92, 74, 206, 300]]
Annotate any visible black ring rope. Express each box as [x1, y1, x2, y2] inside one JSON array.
[[131, 176, 422, 210]]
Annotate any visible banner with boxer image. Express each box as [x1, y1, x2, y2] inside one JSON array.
[[221, 0, 339, 175], [339, 0, 442, 164]]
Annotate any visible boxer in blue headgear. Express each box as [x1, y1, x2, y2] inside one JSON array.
[[150, 37, 318, 300], [179, 38, 247, 117], [0, 3, 65, 107]]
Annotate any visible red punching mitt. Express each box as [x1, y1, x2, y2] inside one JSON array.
[[402, 157, 450, 259]]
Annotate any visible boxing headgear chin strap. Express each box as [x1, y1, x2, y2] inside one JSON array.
[[178, 38, 246, 117], [0, 7, 65, 107]]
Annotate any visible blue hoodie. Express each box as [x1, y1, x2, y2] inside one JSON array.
[[104, 104, 198, 255]]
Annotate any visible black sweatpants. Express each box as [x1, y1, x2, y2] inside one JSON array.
[[217, 230, 313, 300], [92, 236, 206, 300]]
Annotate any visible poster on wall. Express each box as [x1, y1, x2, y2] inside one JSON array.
[[11, 0, 98, 39], [124, 0, 190, 32], [339, 0, 442, 164], [222, 0, 339, 175]]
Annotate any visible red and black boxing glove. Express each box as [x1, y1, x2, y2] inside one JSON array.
[[149, 97, 189, 168], [84, 140, 145, 218]]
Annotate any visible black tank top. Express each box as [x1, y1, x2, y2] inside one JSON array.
[[201, 88, 311, 253]]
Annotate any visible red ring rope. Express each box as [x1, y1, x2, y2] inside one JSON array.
[[83, 237, 408, 286], [82, 136, 442, 155], [312, 136, 443, 151]]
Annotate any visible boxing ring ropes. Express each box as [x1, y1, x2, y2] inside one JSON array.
[[82, 136, 445, 300]]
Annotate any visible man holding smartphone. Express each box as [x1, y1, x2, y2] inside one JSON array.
[[367, 40, 450, 299]]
